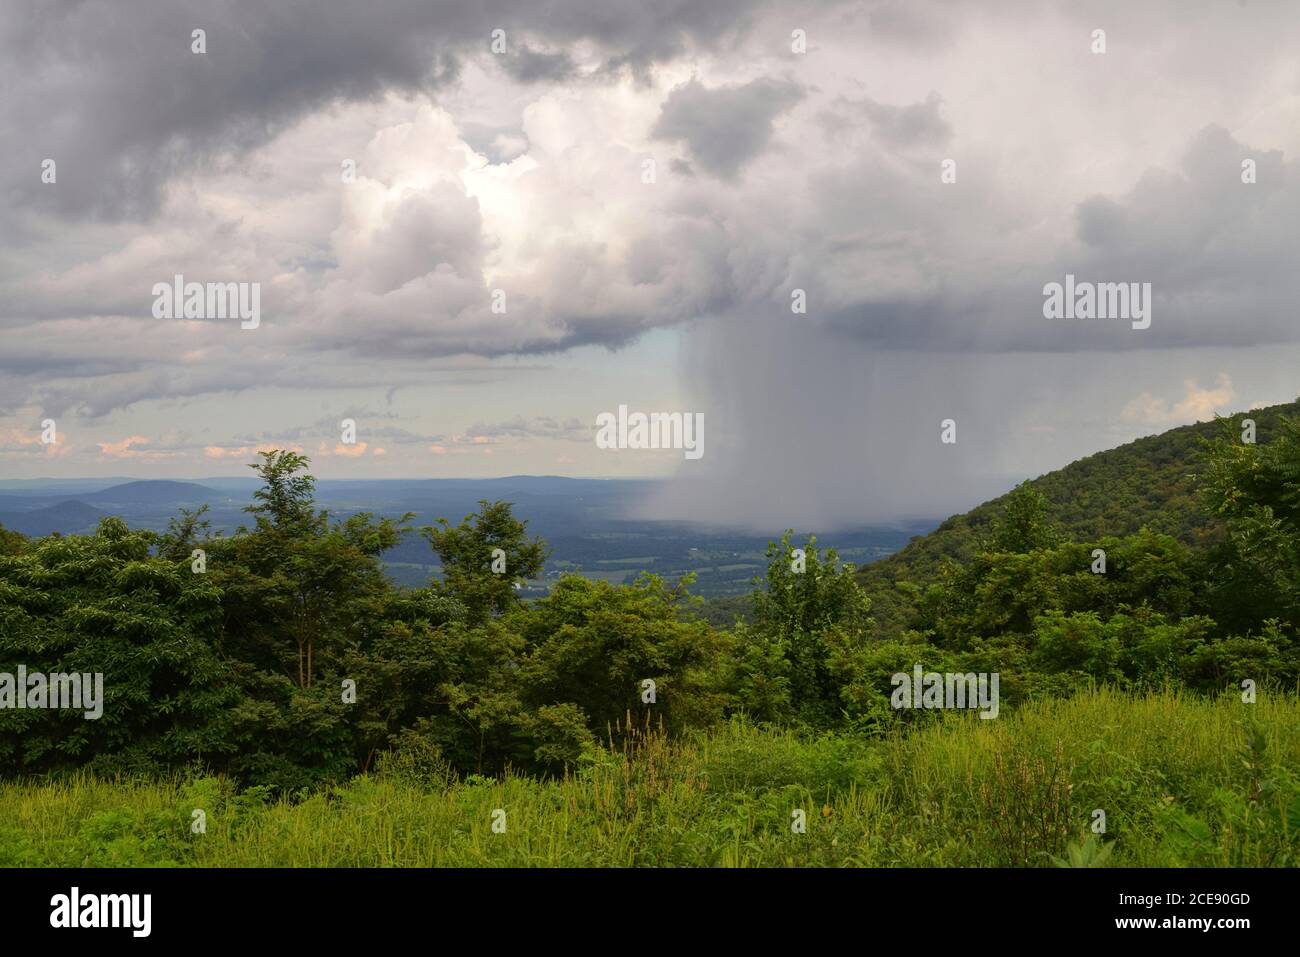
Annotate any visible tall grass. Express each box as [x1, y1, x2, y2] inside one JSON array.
[[2, 688, 1297, 867]]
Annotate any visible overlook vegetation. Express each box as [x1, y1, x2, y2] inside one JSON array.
[[1, 406, 1298, 866], [3, 691, 1296, 867]]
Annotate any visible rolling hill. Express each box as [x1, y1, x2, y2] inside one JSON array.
[[855, 398, 1300, 638], [0, 501, 106, 537]]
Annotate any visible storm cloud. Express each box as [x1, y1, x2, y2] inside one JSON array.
[[652, 76, 804, 178], [2, 0, 1299, 523]]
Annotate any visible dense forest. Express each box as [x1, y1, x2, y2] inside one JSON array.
[[854, 399, 1300, 640], [1, 408, 1298, 866]]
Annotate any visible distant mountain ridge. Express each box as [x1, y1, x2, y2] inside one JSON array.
[[80, 480, 224, 504]]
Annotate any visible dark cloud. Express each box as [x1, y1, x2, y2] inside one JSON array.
[[1054, 124, 1299, 349], [498, 46, 577, 84], [4, 0, 460, 221], [854, 92, 951, 151], [4, 0, 1300, 503], [0, 0, 785, 224], [652, 77, 803, 179], [771, 123, 1300, 355]]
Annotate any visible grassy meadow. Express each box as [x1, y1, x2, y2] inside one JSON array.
[[3, 688, 1297, 868]]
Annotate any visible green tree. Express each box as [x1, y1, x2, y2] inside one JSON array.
[[1201, 414, 1300, 624], [216, 451, 410, 690], [985, 481, 1062, 553], [422, 500, 548, 625], [0, 522, 26, 557], [156, 504, 214, 562], [743, 532, 873, 725], [0, 517, 240, 775], [246, 450, 318, 535], [518, 573, 731, 743]]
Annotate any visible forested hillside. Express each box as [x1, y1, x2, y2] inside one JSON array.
[[858, 400, 1300, 639]]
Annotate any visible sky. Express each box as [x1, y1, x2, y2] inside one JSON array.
[[2, 0, 1299, 528]]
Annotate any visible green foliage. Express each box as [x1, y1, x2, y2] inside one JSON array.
[[0, 517, 241, 776], [1201, 412, 1300, 622], [518, 572, 730, 737], [422, 500, 547, 625], [985, 481, 1063, 553], [0, 457, 735, 785], [0, 522, 28, 557], [374, 722, 456, 790], [1051, 834, 1114, 868], [3, 398, 1300, 852], [740, 532, 873, 726], [2, 690, 1296, 867], [858, 400, 1300, 639]]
